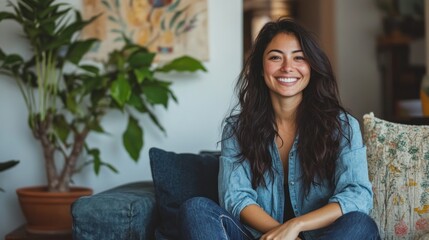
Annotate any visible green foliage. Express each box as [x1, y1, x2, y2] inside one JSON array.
[[0, 160, 19, 172], [0, 160, 19, 192], [0, 0, 206, 191]]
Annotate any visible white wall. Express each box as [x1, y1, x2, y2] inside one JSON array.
[[0, 0, 243, 236]]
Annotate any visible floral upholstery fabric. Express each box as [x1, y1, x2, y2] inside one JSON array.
[[363, 113, 429, 239]]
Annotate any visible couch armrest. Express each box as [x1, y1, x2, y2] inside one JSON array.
[[72, 181, 158, 240]]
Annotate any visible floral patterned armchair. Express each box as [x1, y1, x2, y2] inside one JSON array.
[[364, 113, 429, 239]]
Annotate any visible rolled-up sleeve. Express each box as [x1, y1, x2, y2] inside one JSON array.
[[328, 117, 373, 214], [218, 122, 259, 220]]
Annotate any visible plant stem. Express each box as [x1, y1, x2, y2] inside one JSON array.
[[57, 127, 90, 192], [32, 113, 58, 192]]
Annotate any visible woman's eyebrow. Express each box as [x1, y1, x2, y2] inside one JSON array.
[[267, 49, 303, 54]]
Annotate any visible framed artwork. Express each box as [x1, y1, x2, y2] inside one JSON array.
[[82, 0, 209, 62]]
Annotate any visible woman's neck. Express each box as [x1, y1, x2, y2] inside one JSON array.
[[271, 95, 301, 125]]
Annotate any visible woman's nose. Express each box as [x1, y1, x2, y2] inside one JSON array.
[[280, 60, 292, 72]]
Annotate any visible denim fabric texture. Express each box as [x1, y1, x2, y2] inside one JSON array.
[[180, 197, 380, 240], [72, 181, 157, 240], [179, 197, 255, 240], [318, 211, 381, 240], [219, 114, 374, 239], [149, 148, 220, 239]]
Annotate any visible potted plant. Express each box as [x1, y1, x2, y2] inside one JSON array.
[[0, 0, 205, 234]]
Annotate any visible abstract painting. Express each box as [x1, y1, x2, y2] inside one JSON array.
[[82, 0, 208, 62]]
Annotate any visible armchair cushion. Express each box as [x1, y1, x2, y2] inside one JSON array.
[[363, 113, 429, 239], [149, 147, 220, 239]]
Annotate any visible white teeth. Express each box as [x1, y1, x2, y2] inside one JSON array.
[[278, 77, 297, 83]]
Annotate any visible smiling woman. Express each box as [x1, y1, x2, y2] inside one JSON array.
[[179, 18, 381, 240]]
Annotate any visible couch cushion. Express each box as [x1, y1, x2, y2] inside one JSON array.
[[149, 147, 219, 239], [72, 181, 157, 240], [363, 113, 429, 239]]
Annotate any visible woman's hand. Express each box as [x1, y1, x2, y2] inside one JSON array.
[[259, 219, 302, 240], [259, 203, 342, 239]]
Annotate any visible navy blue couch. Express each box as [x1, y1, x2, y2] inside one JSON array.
[[72, 148, 220, 240]]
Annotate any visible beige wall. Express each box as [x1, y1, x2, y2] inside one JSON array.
[[298, 0, 383, 120], [296, 0, 336, 72], [335, 0, 383, 119]]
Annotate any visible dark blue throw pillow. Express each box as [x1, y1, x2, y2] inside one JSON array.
[[149, 147, 220, 240]]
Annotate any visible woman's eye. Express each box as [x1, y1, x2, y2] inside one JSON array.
[[269, 55, 281, 60], [295, 56, 305, 61]]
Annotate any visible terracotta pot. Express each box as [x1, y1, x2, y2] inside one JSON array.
[[16, 186, 92, 234]]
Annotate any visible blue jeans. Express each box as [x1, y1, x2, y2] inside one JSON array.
[[179, 197, 380, 240]]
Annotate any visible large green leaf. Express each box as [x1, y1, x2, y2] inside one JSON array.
[[146, 106, 166, 132], [0, 160, 19, 191], [110, 73, 131, 108], [39, 7, 71, 35], [65, 39, 98, 64], [42, 12, 98, 52], [80, 146, 118, 175], [1, 54, 23, 67], [0, 160, 19, 172], [17, 1, 34, 22], [0, 12, 18, 22], [156, 55, 206, 72], [79, 64, 100, 75], [129, 95, 165, 132], [88, 148, 101, 175], [128, 51, 155, 68], [128, 92, 148, 113], [142, 85, 170, 108], [123, 116, 143, 161], [134, 68, 153, 84]]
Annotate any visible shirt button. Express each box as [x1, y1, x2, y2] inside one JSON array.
[[290, 181, 295, 185]]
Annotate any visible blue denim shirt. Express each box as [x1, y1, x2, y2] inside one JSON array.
[[218, 114, 373, 240]]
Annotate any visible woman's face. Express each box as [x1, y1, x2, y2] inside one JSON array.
[[262, 33, 311, 103]]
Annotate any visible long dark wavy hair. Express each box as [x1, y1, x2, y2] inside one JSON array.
[[228, 18, 351, 193]]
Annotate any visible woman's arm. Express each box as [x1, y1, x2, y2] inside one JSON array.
[[260, 202, 342, 240], [240, 204, 281, 233]]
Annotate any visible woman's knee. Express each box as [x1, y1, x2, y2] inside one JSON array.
[[344, 211, 378, 229], [339, 211, 380, 238], [318, 211, 380, 240], [179, 196, 219, 220]]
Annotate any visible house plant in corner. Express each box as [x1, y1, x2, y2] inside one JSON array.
[[0, 0, 205, 234]]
